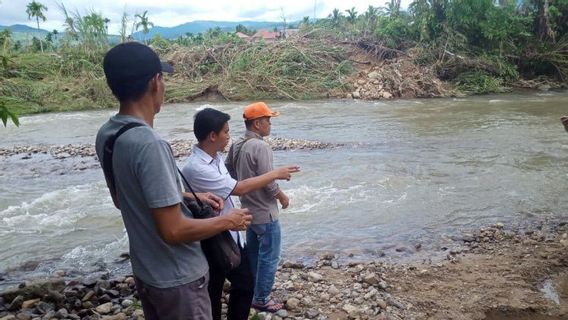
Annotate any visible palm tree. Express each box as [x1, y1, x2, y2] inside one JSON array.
[[301, 16, 311, 28], [346, 7, 358, 25], [58, 2, 78, 41], [381, 0, 401, 17], [135, 11, 154, 44], [0, 29, 11, 48], [364, 5, 379, 36], [329, 8, 342, 27], [26, 1, 48, 52]]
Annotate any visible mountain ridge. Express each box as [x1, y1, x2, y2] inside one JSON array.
[[0, 20, 285, 40]]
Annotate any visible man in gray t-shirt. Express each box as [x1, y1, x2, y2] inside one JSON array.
[[95, 42, 252, 320]]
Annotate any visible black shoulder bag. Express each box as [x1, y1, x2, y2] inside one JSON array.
[[102, 122, 145, 206], [178, 170, 241, 273]]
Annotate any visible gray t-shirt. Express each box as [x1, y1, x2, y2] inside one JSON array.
[[95, 114, 208, 288]]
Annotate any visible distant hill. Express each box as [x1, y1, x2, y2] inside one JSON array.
[[132, 20, 285, 40], [0, 24, 48, 34], [0, 20, 290, 43]]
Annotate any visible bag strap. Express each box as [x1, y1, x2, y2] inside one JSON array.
[[102, 122, 145, 198], [177, 168, 204, 208], [231, 137, 254, 178]]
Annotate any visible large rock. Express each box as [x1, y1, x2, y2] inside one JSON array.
[[307, 272, 323, 282], [286, 297, 300, 310], [1, 279, 65, 302], [95, 302, 113, 314]]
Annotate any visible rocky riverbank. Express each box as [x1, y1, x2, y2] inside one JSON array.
[[0, 138, 340, 159], [2, 220, 568, 320]]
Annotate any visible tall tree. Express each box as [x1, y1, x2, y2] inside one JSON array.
[[381, 0, 401, 17], [329, 8, 343, 27], [135, 11, 154, 44], [0, 29, 11, 50], [537, 0, 555, 42], [346, 7, 358, 25], [58, 2, 78, 41], [301, 16, 311, 28], [119, 9, 129, 43], [364, 5, 379, 36], [26, 1, 48, 52]]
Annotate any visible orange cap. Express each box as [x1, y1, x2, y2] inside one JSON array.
[[243, 102, 280, 120]]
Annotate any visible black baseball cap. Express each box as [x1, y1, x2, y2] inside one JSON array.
[[103, 42, 174, 86]]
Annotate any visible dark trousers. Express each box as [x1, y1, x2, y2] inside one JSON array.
[[135, 273, 212, 320], [208, 245, 254, 320]]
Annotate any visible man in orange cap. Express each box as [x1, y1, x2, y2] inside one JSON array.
[[225, 102, 297, 313]]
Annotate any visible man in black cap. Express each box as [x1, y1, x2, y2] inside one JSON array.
[[95, 42, 252, 320]]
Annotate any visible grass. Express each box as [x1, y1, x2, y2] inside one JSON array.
[[1, 38, 354, 115]]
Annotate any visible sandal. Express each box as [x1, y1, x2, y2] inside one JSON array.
[[252, 299, 285, 313]]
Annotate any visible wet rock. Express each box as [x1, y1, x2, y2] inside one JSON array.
[[120, 299, 133, 308], [462, 234, 476, 242], [35, 301, 54, 314], [81, 291, 95, 302], [44, 290, 64, 304], [275, 309, 288, 318], [7, 296, 23, 312], [132, 309, 144, 318], [538, 84, 551, 91], [55, 308, 68, 318], [281, 261, 304, 269], [20, 299, 39, 310], [1, 279, 65, 303], [0, 137, 339, 160], [14, 310, 32, 320], [102, 312, 127, 320]]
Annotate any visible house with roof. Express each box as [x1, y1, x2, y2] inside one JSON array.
[[251, 29, 280, 42], [235, 32, 251, 42]]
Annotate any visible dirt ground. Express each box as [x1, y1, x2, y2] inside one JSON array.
[[270, 222, 568, 320]]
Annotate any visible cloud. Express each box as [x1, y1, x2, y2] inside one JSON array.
[[0, 0, 414, 34]]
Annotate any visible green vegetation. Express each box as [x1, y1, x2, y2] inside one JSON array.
[[2, 0, 568, 121], [25, 0, 48, 52]]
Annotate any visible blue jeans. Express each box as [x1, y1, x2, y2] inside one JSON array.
[[246, 220, 281, 305]]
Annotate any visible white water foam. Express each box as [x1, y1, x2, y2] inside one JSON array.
[[61, 233, 129, 269], [284, 182, 394, 215], [0, 182, 114, 235]]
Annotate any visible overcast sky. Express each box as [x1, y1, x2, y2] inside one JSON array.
[[1, 0, 412, 34]]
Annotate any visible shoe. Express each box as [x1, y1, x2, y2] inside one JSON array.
[[252, 299, 285, 313]]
